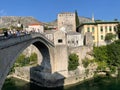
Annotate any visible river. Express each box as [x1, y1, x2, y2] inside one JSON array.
[[2, 75, 120, 90]]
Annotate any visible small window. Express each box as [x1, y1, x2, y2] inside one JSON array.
[[87, 27, 90, 32], [68, 41, 70, 43], [58, 39, 63, 43], [109, 26, 112, 32], [92, 27, 94, 33], [105, 26, 107, 32], [76, 40, 78, 44], [114, 26, 116, 32], [72, 41, 74, 43], [92, 36, 95, 40], [101, 35, 104, 40], [100, 26, 103, 32]]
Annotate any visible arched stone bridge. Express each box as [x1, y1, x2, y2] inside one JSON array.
[[0, 33, 68, 89]]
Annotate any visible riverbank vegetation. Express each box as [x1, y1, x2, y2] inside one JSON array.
[[10, 53, 37, 73], [68, 53, 79, 71], [93, 40, 120, 75]]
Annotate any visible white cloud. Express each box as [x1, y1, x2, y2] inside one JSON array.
[[0, 9, 7, 16]]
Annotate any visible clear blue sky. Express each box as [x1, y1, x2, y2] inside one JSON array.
[[0, 0, 120, 22]]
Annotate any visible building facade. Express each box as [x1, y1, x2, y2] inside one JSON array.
[[78, 21, 119, 46], [26, 23, 44, 33], [67, 31, 83, 47]]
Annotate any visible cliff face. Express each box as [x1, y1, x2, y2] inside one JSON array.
[[0, 16, 41, 28]]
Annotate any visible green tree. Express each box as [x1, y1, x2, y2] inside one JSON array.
[[116, 23, 120, 39], [93, 46, 108, 63], [93, 40, 120, 73], [107, 42, 120, 66], [16, 54, 26, 66], [29, 53, 37, 64], [75, 10, 80, 27], [68, 53, 79, 71], [105, 33, 116, 42]]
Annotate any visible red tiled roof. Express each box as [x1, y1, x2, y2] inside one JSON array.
[[28, 23, 43, 26]]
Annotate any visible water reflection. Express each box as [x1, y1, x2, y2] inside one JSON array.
[[2, 75, 120, 90]]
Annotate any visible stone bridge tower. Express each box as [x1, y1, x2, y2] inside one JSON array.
[[57, 12, 76, 32]]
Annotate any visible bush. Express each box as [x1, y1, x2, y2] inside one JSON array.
[[68, 53, 79, 71], [82, 58, 89, 68]]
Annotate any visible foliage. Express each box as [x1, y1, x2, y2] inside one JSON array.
[[15, 53, 37, 67], [10, 25, 23, 30], [116, 23, 120, 34], [82, 58, 89, 68], [93, 46, 108, 62], [105, 33, 116, 42], [68, 53, 79, 71], [93, 40, 120, 73], [0, 28, 8, 31], [9, 53, 37, 74], [116, 23, 120, 39], [107, 42, 120, 66], [82, 58, 95, 68], [29, 53, 37, 64], [75, 10, 80, 27], [97, 61, 108, 71], [109, 66, 116, 74]]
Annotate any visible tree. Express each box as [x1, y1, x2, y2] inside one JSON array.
[[75, 10, 80, 28], [105, 33, 116, 43], [29, 52, 37, 64], [116, 23, 120, 39], [68, 53, 79, 71], [107, 41, 120, 67]]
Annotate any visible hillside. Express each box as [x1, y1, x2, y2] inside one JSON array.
[[0, 16, 41, 28], [46, 16, 93, 26]]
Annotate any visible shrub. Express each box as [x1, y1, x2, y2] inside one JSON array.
[[68, 53, 79, 71]]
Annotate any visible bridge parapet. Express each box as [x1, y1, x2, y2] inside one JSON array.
[[0, 33, 54, 49], [0, 34, 32, 49]]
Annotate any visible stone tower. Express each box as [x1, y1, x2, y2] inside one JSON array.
[[57, 12, 76, 32]]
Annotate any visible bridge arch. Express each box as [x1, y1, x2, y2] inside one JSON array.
[[0, 35, 54, 89]]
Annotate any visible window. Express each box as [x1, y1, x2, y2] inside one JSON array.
[[92, 36, 95, 40], [105, 26, 107, 32], [101, 35, 104, 40], [92, 27, 94, 33], [87, 27, 90, 32], [109, 26, 112, 32], [58, 39, 63, 43], [68, 41, 70, 43], [100, 26, 103, 32], [114, 26, 116, 32], [76, 40, 78, 44], [72, 41, 74, 43]]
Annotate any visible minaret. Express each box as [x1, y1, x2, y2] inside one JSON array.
[[92, 13, 95, 22]]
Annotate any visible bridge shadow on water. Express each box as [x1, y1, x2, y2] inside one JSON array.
[[30, 67, 65, 90]]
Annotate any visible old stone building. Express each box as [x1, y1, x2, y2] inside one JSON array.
[[67, 31, 83, 47], [57, 12, 76, 32], [45, 30, 66, 45]]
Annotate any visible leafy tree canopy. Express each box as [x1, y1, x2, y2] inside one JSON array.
[[105, 33, 116, 42], [68, 53, 79, 71]]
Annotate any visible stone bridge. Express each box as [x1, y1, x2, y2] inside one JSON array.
[[0, 33, 68, 89]]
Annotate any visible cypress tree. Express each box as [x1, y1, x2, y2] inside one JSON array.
[[75, 10, 80, 27]]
